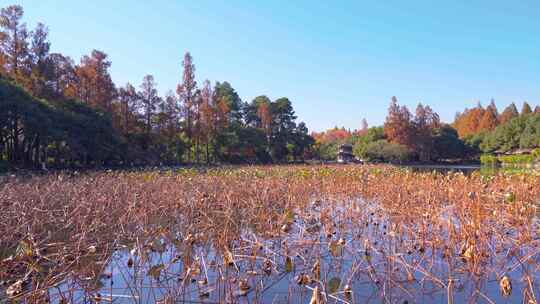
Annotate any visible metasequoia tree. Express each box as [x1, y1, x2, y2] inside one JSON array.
[[384, 96, 414, 147], [0, 5, 29, 79], [257, 99, 272, 149], [139, 75, 160, 139], [69, 50, 116, 111], [176, 52, 197, 160], [499, 103, 519, 124], [521, 101, 532, 115]]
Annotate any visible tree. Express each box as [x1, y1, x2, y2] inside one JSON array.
[[487, 99, 499, 117], [245, 95, 271, 127], [289, 122, 314, 161], [414, 103, 439, 161], [177, 52, 197, 160], [156, 90, 183, 163], [1, 77, 121, 168], [139, 75, 160, 139], [0, 5, 29, 79], [432, 125, 469, 160], [116, 83, 140, 135], [535, 105, 540, 114], [519, 115, 540, 149], [214, 81, 243, 123], [478, 105, 498, 131], [499, 103, 519, 124], [27, 22, 50, 97], [480, 114, 531, 153], [256, 99, 272, 151], [271, 97, 298, 161], [363, 140, 410, 163], [358, 118, 368, 135], [384, 96, 414, 148], [46, 53, 76, 99], [0, 3, 317, 167], [69, 50, 116, 111], [521, 101, 532, 115], [199, 80, 215, 162], [352, 126, 385, 158]]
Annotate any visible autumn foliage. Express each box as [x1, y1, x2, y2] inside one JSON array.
[[0, 5, 313, 168]]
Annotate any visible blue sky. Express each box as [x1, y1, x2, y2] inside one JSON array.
[[12, 0, 540, 131]]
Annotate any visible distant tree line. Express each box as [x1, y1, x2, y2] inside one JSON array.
[[453, 101, 540, 154], [0, 5, 313, 170], [313, 97, 539, 163]]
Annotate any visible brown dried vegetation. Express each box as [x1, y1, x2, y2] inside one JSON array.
[[0, 165, 539, 303]]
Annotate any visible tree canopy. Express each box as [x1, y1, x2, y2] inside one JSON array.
[[0, 5, 314, 169]]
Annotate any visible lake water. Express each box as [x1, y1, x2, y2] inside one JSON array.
[[41, 198, 539, 304]]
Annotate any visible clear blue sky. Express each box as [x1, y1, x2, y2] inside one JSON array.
[[12, 0, 540, 131]]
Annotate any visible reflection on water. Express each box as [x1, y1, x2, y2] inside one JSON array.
[[45, 199, 538, 304]]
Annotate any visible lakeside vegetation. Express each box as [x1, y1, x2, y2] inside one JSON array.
[[314, 100, 540, 164], [2, 4, 540, 171], [0, 5, 313, 171], [1, 3, 539, 304]]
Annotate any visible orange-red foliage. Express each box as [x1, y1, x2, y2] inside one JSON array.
[[312, 127, 352, 144]]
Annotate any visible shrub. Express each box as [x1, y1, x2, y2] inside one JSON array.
[[364, 140, 411, 163], [532, 148, 540, 160], [480, 154, 499, 166], [498, 154, 535, 165]]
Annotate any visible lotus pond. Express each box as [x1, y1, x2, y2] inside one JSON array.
[[0, 165, 539, 303]]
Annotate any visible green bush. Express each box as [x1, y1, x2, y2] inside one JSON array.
[[315, 142, 339, 161], [364, 140, 411, 163], [532, 148, 540, 160], [498, 154, 535, 165], [480, 154, 499, 166]]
